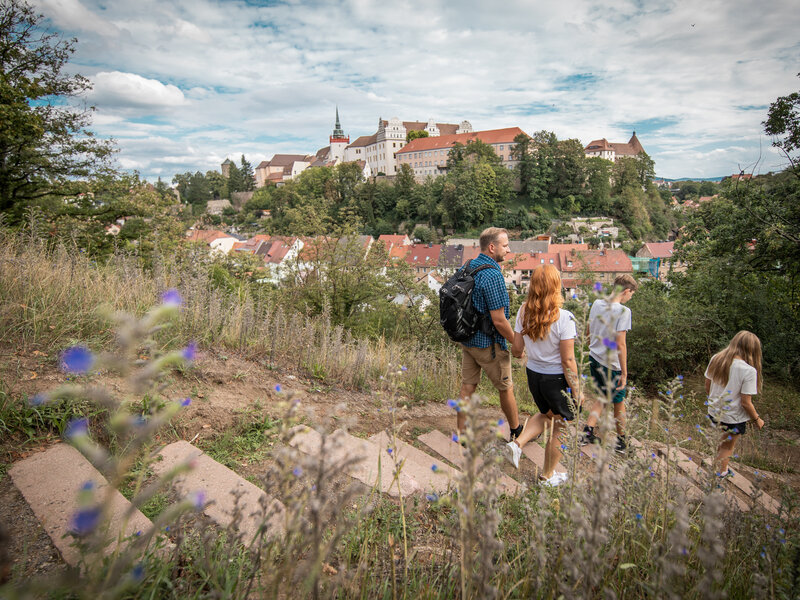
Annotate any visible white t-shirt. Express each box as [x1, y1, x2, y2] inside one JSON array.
[[705, 358, 758, 424], [514, 306, 577, 374], [588, 299, 632, 371]]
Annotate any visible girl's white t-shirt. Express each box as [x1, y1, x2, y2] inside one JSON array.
[[514, 305, 577, 374], [705, 358, 758, 424]]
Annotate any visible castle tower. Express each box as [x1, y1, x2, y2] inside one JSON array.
[[329, 106, 349, 163]]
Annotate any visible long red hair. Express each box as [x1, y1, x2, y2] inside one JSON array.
[[521, 265, 562, 341]]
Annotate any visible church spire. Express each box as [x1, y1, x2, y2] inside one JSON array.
[[332, 106, 345, 139]]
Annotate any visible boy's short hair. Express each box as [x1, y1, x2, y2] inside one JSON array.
[[479, 227, 508, 251], [614, 273, 638, 292]]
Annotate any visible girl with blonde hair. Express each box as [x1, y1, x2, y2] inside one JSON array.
[[504, 265, 582, 486], [705, 330, 764, 477]]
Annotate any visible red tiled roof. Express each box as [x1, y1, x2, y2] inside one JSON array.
[[396, 128, 526, 155], [548, 243, 589, 253], [584, 138, 612, 152], [560, 249, 632, 273], [642, 242, 675, 259], [404, 244, 441, 267], [186, 229, 230, 244], [379, 234, 411, 250], [388, 245, 410, 260]]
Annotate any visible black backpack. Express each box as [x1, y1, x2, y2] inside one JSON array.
[[439, 260, 498, 343]]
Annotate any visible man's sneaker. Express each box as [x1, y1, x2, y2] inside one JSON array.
[[615, 436, 627, 454], [504, 441, 522, 469], [542, 472, 568, 487], [579, 427, 600, 446]]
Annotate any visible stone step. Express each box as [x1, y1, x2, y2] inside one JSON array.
[[8, 443, 154, 567], [289, 426, 421, 498], [152, 441, 285, 543], [700, 458, 780, 514], [368, 431, 457, 495], [417, 430, 522, 495]]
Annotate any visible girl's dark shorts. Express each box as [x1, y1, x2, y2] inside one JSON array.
[[707, 414, 747, 435], [526, 368, 575, 421]]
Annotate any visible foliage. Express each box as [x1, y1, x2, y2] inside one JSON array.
[[763, 73, 800, 164], [406, 129, 429, 142]]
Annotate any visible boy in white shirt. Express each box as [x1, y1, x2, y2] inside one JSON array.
[[581, 274, 638, 453]]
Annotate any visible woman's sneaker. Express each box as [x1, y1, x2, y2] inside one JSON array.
[[542, 472, 568, 487], [579, 426, 600, 446], [504, 441, 522, 469], [615, 436, 627, 454]]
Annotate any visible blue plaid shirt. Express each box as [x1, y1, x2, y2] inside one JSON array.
[[463, 253, 509, 350]]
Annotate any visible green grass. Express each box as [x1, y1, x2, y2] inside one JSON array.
[[202, 410, 279, 469]]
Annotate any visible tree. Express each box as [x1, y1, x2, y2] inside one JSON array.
[[0, 0, 115, 216], [763, 73, 800, 164], [239, 154, 255, 191], [406, 129, 429, 142]]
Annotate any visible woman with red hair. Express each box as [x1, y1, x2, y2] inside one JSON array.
[[505, 265, 582, 486]]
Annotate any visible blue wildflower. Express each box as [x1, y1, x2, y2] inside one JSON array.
[[431, 464, 439, 472], [70, 506, 101, 536], [400, 365, 407, 372], [182, 342, 197, 362], [451, 433, 459, 443], [135, 530, 142, 537], [61, 346, 95, 374], [677, 374, 684, 381], [81, 481, 94, 491], [161, 289, 183, 307], [425, 493, 439, 502], [602, 338, 617, 350], [594, 282, 603, 292], [65, 418, 89, 440], [386, 448, 393, 455], [497, 418, 505, 426], [293, 466, 303, 477], [191, 491, 206, 510], [635, 513, 642, 520], [131, 563, 145, 582], [447, 399, 458, 409], [30, 393, 47, 406], [181, 397, 192, 407], [571, 293, 577, 299]]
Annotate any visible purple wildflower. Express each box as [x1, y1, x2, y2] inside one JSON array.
[[451, 433, 459, 443], [293, 467, 303, 477], [70, 506, 101, 536], [191, 491, 206, 510], [497, 418, 505, 426], [161, 289, 183, 307], [677, 374, 684, 381], [446, 399, 458, 409], [594, 282, 603, 292], [61, 346, 95, 374], [602, 337, 617, 350], [386, 448, 393, 455], [131, 563, 145, 582], [81, 481, 94, 491], [65, 418, 89, 440], [400, 365, 407, 372], [275, 384, 282, 393], [182, 342, 197, 362], [425, 493, 439, 502], [431, 464, 439, 472], [181, 397, 192, 407]]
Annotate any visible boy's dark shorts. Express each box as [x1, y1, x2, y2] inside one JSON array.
[[707, 414, 747, 435], [526, 368, 574, 421], [589, 356, 627, 404]]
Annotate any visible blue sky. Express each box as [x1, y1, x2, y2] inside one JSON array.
[[34, 0, 800, 181]]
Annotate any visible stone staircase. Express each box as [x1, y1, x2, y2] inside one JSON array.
[[7, 423, 780, 569]]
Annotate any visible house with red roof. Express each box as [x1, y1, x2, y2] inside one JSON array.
[[584, 132, 646, 162], [636, 241, 684, 279], [405, 243, 442, 275], [396, 127, 527, 178], [378, 234, 412, 252]]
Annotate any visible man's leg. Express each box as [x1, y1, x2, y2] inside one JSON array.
[[498, 388, 520, 431], [457, 383, 477, 433]]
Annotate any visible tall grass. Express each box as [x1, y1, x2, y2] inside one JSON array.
[[0, 227, 460, 403]]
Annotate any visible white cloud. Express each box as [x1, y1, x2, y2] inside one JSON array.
[[90, 72, 186, 108], [37, 0, 800, 181]]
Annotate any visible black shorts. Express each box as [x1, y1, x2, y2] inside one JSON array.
[[526, 368, 575, 421], [707, 414, 747, 435]]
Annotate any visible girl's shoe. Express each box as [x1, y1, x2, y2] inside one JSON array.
[[504, 441, 522, 469], [541, 472, 568, 487]]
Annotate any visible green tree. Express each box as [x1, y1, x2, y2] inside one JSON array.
[[763, 73, 800, 164], [0, 0, 115, 217], [406, 129, 429, 142], [584, 157, 612, 214], [239, 155, 255, 191], [205, 170, 228, 199]]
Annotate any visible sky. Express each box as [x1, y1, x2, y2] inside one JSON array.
[[34, 0, 800, 181]]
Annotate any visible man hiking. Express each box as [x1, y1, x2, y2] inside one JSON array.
[[456, 227, 522, 440]]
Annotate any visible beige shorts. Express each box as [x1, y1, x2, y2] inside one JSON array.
[[461, 345, 513, 391]]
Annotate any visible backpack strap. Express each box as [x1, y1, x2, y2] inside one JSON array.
[[465, 259, 503, 344]]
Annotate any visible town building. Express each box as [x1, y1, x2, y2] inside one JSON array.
[[343, 118, 473, 176], [584, 132, 645, 162], [396, 127, 526, 178], [635, 241, 683, 279]]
